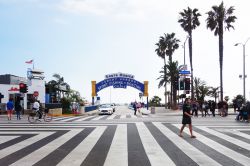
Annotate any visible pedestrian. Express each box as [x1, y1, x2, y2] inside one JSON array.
[[210, 101, 216, 117], [191, 99, 198, 117], [133, 101, 137, 115], [15, 100, 22, 120], [179, 98, 196, 138], [6, 98, 14, 121], [33, 99, 42, 119], [204, 101, 210, 117], [233, 99, 237, 113]]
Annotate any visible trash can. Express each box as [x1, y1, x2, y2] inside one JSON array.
[[151, 107, 155, 114]]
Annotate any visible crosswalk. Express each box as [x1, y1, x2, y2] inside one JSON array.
[[0, 123, 249, 166], [52, 114, 149, 122]]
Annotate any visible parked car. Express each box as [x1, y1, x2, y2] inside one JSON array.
[[98, 104, 113, 115]]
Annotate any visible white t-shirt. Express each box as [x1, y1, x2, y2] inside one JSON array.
[[33, 101, 40, 110]]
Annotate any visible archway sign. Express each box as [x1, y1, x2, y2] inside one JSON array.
[[91, 72, 149, 109]]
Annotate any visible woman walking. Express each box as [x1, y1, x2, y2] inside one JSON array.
[[6, 98, 14, 121], [179, 98, 196, 138]]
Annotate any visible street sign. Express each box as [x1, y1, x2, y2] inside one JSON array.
[[179, 70, 190, 75]]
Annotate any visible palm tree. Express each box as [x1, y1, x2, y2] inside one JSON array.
[[157, 65, 170, 88], [193, 77, 205, 100], [166, 61, 179, 107], [150, 96, 162, 107], [206, 1, 237, 102], [52, 73, 70, 101], [155, 36, 168, 108], [178, 7, 201, 101], [155, 33, 180, 107], [208, 86, 220, 103], [198, 85, 210, 103]]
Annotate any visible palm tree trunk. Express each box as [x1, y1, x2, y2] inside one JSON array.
[[188, 33, 194, 100], [169, 56, 173, 108], [219, 29, 224, 102], [165, 85, 167, 109], [163, 58, 168, 109]]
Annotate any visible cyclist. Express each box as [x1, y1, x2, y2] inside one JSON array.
[[33, 100, 42, 119]]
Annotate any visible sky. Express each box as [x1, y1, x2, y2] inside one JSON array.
[[0, 0, 250, 104]]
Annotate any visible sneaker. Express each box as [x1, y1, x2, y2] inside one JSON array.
[[191, 135, 196, 138]]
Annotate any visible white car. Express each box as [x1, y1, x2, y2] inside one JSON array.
[[98, 104, 113, 115], [110, 103, 116, 112]]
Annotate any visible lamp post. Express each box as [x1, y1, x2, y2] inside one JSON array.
[[183, 36, 189, 65], [235, 37, 250, 103]]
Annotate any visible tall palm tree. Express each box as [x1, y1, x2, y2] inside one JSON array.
[[178, 7, 201, 101], [206, 1, 237, 102], [156, 35, 168, 108], [166, 61, 179, 107], [155, 33, 180, 107]]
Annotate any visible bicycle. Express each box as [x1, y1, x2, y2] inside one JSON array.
[[28, 108, 53, 123]]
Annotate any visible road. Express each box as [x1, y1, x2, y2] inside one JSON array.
[[0, 106, 249, 166]]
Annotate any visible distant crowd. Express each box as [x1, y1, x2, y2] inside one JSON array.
[[185, 98, 250, 122]]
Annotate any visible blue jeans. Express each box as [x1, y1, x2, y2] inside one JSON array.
[[16, 111, 21, 120]]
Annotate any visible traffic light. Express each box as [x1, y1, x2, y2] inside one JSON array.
[[19, 83, 28, 93], [184, 78, 190, 90], [180, 80, 184, 90]]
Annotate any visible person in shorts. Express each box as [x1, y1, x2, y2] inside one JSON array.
[[6, 98, 14, 121], [179, 98, 196, 138]]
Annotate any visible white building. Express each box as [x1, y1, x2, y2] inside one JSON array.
[[0, 69, 45, 110]]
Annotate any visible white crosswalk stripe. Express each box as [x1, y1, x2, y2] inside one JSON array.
[[153, 122, 221, 166], [10, 129, 83, 166], [137, 122, 175, 166], [51, 114, 149, 122], [104, 124, 128, 166], [0, 123, 249, 166], [106, 114, 117, 120], [0, 131, 55, 160], [57, 126, 107, 166], [197, 126, 250, 150], [91, 115, 108, 120], [0, 136, 19, 144], [59, 116, 82, 122], [173, 124, 250, 166], [74, 115, 95, 121]]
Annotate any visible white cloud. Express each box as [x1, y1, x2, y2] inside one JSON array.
[[58, 0, 184, 21]]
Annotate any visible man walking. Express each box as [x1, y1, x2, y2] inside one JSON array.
[[179, 98, 196, 138], [133, 101, 137, 115]]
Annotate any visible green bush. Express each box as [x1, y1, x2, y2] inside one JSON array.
[[61, 97, 71, 114]]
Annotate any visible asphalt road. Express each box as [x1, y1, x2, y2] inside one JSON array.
[[0, 106, 249, 166]]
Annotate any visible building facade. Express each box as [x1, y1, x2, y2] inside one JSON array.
[[0, 69, 45, 110]]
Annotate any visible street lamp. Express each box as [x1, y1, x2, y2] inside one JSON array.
[[235, 37, 250, 103], [183, 36, 189, 65]]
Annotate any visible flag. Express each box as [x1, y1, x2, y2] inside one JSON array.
[[25, 59, 33, 64]]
